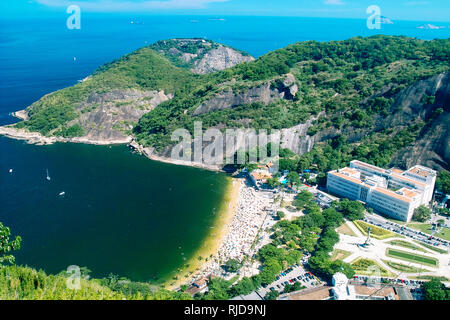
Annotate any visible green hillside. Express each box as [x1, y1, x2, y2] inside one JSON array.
[[9, 36, 450, 173], [15, 47, 195, 136], [134, 36, 449, 149]]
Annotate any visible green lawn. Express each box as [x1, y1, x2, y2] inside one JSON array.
[[353, 220, 396, 240], [382, 259, 430, 274], [407, 223, 450, 241], [387, 240, 428, 253], [350, 258, 396, 277], [411, 275, 449, 282], [385, 248, 439, 268], [413, 241, 448, 254]]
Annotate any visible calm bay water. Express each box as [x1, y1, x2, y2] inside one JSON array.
[[0, 136, 229, 281], [0, 14, 449, 281]]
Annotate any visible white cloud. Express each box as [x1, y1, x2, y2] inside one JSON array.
[[36, 0, 229, 11], [324, 0, 345, 5]]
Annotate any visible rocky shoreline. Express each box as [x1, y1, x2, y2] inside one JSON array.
[[0, 111, 223, 172], [128, 141, 222, 172], [0, 124, 132, 146]]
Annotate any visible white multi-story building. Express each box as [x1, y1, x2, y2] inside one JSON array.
[[327, 160, 436, 222]]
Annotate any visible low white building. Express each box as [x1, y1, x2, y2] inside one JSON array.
[[327, 160, 436, 222], [331, 273, 356, 300]]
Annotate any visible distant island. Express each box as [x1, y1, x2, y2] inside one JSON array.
[[417, 24, 447, 29], [380, 16, 394, 24]]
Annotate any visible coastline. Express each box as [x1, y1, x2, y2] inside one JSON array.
[[0, 112, 222, 172], [1, 110, 241, 289], [129, 140, 222, 172], [0, 124, 132, 146], [165, 177, 242, 290]]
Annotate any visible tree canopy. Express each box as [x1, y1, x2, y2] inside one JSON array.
[[0, 222, 22, 265]]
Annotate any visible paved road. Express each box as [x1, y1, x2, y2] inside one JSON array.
[[363, 215, 450, 249], [353, 274, 424, 287]]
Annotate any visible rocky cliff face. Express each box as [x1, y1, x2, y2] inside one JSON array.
[[193, 74, 298, 115], [389, 73, 450, 170], [71, 89, 171, 143], [149, 72, 449, 171], [61, 39, 253, 143], [192, 45, 254, 74], [293, 72, 450, 170], [279, 114, 322, 155], [152, 39, 254, 74]]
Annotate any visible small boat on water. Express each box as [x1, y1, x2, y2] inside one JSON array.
[[9, 169, 13, 173], [46, 169, 51, 181], [59, 191, 65, 196]]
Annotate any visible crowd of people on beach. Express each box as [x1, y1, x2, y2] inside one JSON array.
[[190, 179, 278, 283]]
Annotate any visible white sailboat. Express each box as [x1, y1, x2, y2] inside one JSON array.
[[59, 191, 65, 196], [46, 169, 51, 181], [9, 169, 13, 173]]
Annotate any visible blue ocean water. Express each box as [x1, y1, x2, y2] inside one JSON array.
[[0, 15, 449, 281], [1, 15, 449, 120]]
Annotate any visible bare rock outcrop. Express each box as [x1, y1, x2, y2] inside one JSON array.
[[301, 72, 450, 170], [72, 89, 171, 143], [152, 39, 254, 74], [192, 46, 254, 74], [193, 74, 298, 116]]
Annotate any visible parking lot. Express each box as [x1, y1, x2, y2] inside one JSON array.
[[364, 215, 450, 249], [257, 256, 322, 297]]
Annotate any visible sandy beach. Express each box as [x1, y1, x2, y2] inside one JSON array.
[[172, 178, 279, 291], [165, 177, 242, 289]]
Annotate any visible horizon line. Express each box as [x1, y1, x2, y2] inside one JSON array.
[[1, 13, 449, 23]]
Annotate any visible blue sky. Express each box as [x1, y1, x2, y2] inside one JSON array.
[[2, 0, 450, 21]]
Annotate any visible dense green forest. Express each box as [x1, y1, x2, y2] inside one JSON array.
[[14, 36, 449, 151], [133, 36, 449, 150], [15, 46, 196, 136]]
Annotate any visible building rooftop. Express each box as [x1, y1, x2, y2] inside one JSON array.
[[340, 167, 359, 176], [374, 187, 414, 203], [251, 171, 272, 181], [399, 187, 419, 199], [391, 172, 427, 187], [283, 286, 333, 300], [351, 160, 385, 173], [193, 278, 208, 288], [330, 170, 372, 188], [230, 292, 263, 300], [407, 165, 436, 178], [349, 282, 399, 300]]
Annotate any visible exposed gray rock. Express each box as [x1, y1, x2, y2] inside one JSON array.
[[279, 116, 319, 155], [152, 38, 254, 74], [72, 89, 171, 143], [300, 72, 450, 170], [181, 53, 198, 62], [192, 46, 254, 74], [389, 73, 450, 170], [193, 74, 298, 116]]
